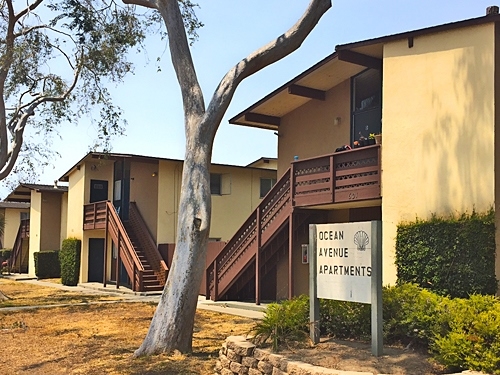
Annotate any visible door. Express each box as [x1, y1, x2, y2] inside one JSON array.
[[88, 238, 104, 283], [90, 180, 108, 203], [113, 159, 130, 220]]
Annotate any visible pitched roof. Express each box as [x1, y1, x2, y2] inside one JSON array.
[[229, 11, 500, 130], [4, 183, 68, 202]]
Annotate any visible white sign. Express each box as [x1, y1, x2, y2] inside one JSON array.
[[316, 221, 372, 304]]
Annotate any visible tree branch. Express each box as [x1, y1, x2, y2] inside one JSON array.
[[14, 0, 43, 23], [122, 0, 158, 10], [203, 0, 331, 140], [158, 0, 204, 134]]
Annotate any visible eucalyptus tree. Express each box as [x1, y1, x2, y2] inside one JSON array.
[[128, 0, 332, 356], [0, 0, 149, 182]]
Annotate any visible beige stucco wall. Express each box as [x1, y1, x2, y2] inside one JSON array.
[[66, 163, 85, 240], [130, 160, 160, 239], [2, 207, 29, 249], [210, 166, 277, 241], [277, 79, 351, 177], [60, 192, 68, 245], [40, 192, 62, 251], [28, 191, 42, 277], [157, 160, 183, 244], [382, 23, 495, 285]]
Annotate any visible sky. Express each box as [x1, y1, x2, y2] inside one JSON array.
[[1, 0, 497, 197]]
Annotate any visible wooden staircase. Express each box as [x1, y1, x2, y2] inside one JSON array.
[[8, 219, 30, 273], [85, 201, 168, 292], [205, 145, 381, 302], [124, 221, 165, 292]]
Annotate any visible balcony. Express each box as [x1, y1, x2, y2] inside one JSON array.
[[292, 144, 381, 207], [83, 201, 107, 230]]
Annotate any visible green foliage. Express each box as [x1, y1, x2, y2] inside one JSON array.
[[395, 209, 497, 298], [33, 251, 61, 279], [0, 249, 12, 261], [431, 294, 500, 374], [319, 299, 370, 340], [252, 296, 309, 351], [382, 284, 442, 348], [60, 238, 81, 286]]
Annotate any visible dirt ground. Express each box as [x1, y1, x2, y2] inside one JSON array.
[[0, 279, 447, 374]]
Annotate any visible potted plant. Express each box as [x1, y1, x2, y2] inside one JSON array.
[[374, 132, 382, 145], [368, 133, 376, 145]]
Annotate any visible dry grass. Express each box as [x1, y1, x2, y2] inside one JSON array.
[[0, 279, 122, 307], [0, 301, 256, 374]]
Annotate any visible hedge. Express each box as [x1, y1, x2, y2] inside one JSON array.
[[60, 238, 81, 286], [33, 250, 61, 279], [395, 209, 498, 298]]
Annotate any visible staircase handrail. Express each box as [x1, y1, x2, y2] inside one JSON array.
[[105, 201, 144, 291], [8, 221, 25, 272], [206, 167, 292, 299], [129, 201, 168, 284]]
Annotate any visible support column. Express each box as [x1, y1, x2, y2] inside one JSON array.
[[288, 212, 294, 299], [256, 208, 262, 305]]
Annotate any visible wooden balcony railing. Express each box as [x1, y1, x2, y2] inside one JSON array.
[[83, 201, 107, 230], [292, 144, 381, 207]]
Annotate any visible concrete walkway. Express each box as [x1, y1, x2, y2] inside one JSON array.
[[1, 274, 266, 319]]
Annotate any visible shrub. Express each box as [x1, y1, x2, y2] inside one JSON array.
[[59, 238, 81, 286], [319, 299, 370, 340], [33, 251, 61, 279], [431, 294, 500, 374], [383, 283, 442, 348], [252, 295, 309, 351], [395, 210, 498, 298]]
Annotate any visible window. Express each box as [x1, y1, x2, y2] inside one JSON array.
[[20, 212, 29, 221], [352, 69, 382, 144], [210, 173, 231, 195], [210, 174, 221, 195], [260, 178, 277, 198]]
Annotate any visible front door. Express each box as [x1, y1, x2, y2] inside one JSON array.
[[88, 238, 104, 283], [90, 180, 108, 203]]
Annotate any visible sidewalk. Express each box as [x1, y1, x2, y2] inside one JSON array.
[[1, 275, 266, 319]]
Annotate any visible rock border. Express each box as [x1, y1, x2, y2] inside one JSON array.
[[215, 336, 487, 375]]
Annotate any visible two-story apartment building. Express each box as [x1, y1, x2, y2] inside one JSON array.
[[202, 7, 500, 303]]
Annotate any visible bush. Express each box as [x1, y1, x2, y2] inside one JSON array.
[[59, 238, 81, 286], [383, 283, 442, 348], [431, 294, 500, 374], [319, 299, 370, 340], [33, 251, 61, 279], [0, 249, 12, 265], [395, 210, 498, 298], [252, 295, 309, 351]]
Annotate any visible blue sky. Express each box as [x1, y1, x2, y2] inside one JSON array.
[[2, 1, 496, 196]]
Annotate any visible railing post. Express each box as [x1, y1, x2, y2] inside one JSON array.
[[116, 231, 121, 289], [288, 211, 294, 299], [206, 263, 211, 300], [103, 206, 108, 288], [213, 260, 218, 302], [255, 208, 261, 305], [290, 162, 296, 207], [330, 155, 335, 203]]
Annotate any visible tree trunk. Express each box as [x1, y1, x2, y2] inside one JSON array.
[[135, 135, 211, 355], [133, 0, 331, 356]]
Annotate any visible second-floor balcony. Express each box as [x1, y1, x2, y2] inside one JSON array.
[[292, 144, 381, 207]]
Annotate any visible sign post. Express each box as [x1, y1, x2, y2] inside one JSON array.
[[309, 221, 383, 356]]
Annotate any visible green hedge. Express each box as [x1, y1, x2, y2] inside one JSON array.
[[0, 249, 12, 262], [395, 210, 498, 298], [59, 238, 81, 286], [33, 251, 61, 279]]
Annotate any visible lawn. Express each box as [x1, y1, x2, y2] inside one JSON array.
[[0, 279, 256, 374]]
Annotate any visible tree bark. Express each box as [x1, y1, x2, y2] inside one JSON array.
[[134, 0, 331, 356]]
